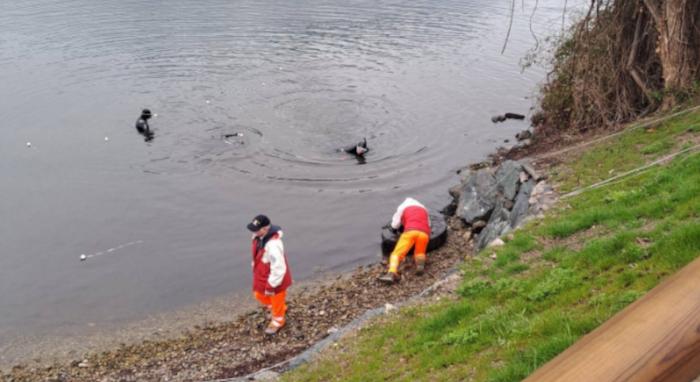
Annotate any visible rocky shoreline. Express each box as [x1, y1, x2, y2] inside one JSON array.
[[3, 134, 560, 382], [3, 220, 471, 382]]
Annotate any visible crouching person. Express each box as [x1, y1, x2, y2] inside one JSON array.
[[378, 198, 431, 284], [247, 214, 292, 335]]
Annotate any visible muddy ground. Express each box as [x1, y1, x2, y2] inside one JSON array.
[[2, 218, 473, 382]]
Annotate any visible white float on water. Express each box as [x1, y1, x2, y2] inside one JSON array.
[[104, 136, 109, 142], [80, 254, 87, 261], [26, 142, 31, 147]]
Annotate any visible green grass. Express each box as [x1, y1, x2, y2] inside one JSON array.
[[282, 110, 700, 382], [552, 110, 700, 193]]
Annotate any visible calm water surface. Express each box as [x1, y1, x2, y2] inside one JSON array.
[[0, 0, 582, 347]]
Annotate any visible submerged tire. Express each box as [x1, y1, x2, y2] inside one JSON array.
[[380, 213, 448, 256]]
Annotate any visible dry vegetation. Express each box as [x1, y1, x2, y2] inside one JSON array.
[[535, 0, 700, 141]]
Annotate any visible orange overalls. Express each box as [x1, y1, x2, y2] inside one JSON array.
[[388, 203, 431, 274]]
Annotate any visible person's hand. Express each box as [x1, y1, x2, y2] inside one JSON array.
[[264, 289, 275, 296]]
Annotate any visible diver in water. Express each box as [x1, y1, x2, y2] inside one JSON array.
[[135, 108, 154, 142], [343, 138, 369, 159]]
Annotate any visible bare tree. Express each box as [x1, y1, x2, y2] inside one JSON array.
[[537, 0, 700, 137]]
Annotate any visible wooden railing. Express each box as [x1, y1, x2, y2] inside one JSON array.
[[524, 256, 700, 382]]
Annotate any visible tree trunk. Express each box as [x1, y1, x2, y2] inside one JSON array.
[[645, 0, 699, 109]]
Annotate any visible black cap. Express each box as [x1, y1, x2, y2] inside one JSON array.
[[247, 214, 270, 232]]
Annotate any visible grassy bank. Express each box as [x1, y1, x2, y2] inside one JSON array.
[[282, 109, 700, 382]]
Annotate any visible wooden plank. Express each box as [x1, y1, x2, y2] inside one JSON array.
[[525, 256, 700, 382]]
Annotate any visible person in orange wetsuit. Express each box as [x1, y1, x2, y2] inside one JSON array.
[[378, 197, 431, 284], [247, 214, 292, 335]]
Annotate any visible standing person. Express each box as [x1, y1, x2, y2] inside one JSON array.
[[247, 214, 292, 335], [378, 198, 431, 284]]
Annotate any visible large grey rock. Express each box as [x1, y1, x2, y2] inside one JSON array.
[[495, 160, 523, 201], [476, 199, 512, 250], [510, 179, 535, 228], [521, 160, 543, 181], [516, 130, 533, 141], [457, 169, 497, 224]]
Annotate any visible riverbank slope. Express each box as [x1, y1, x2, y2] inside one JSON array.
[[281, 107, 700, 381]]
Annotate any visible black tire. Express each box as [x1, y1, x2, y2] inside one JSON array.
[[380, 213, 448, 257]]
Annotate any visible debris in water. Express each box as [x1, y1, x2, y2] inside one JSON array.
[[26, 142, 31, 147], [80, 254, 87, 261]]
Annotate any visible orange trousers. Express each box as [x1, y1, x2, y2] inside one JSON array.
[[388, 230, 429, 273], [253, 290, 287, 326]]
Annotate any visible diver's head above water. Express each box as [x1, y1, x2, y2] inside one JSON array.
[[140, 109, 152, 121], [344, 137, 369, 157]]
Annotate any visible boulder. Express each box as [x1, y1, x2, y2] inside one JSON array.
[[456, 169, 497, 224], [510, 179, 535, 228], [521, 161, 544, 181], [476, 199, 512, 250], [472, 220, 487, 230], [495, 160, 523, 201], [515, 130, 533, 141], [488, 238, 505, 247]]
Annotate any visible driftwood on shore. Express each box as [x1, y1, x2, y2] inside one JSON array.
[[524, 256, 700, 382]]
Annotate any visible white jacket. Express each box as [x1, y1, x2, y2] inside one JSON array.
[[391, 197, 431, 230]]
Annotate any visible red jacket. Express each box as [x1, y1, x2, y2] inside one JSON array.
[[391, 198, 431, 235], [251, 226, 292, 294]]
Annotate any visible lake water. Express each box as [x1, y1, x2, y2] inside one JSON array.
[[0, 0, 581, 351]]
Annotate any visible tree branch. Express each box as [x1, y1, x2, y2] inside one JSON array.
[[626, 5, 655, 106], [501, 0, 516, 54], [641, 0, 663, 29], [530, 0, 540, 50]]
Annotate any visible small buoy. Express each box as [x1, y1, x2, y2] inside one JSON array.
[[205, 100, 210, 104], [153, 113, 158, 118], [80, 254, 87, 261], [26, 142, 31, 147], [104, 136, 109, 142]]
